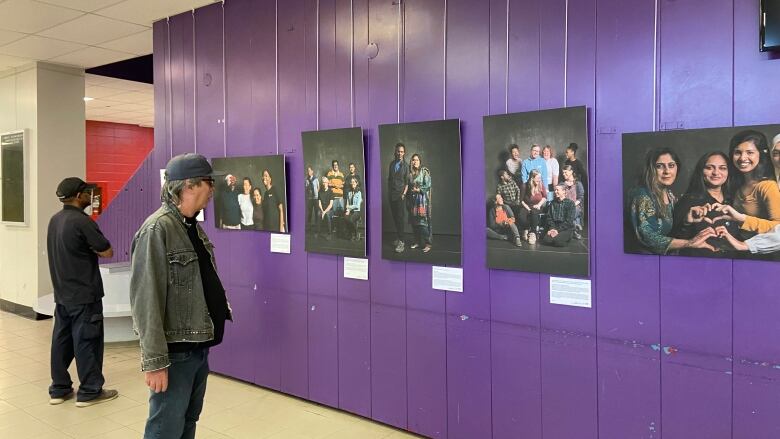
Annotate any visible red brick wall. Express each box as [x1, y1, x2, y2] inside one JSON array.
[[86, 120, 153, 211]]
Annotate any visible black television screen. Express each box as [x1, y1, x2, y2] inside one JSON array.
[[1, 131, 25, 224], [761, 0, 780, 51]]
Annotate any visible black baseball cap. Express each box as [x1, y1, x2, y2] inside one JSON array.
[[164, 153, 224, 181], [56, 177, 88, 200]]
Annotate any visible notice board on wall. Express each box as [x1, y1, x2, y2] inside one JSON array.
[[1, 130, 26, 225]]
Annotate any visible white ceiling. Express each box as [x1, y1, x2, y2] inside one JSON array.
[[85, 73, 154, 127], [0, 0, 220, 127]]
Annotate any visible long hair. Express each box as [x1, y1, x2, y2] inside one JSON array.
[[542, 145, 555, 159], [642, 148, 681, 219], [685, 151, 731, 197], [728, 130, 771, 195], [410, 153, 422, 175], [525, 169, 543, 197]]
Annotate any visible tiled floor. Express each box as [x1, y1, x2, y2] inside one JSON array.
[[0, 310, 423, 439]]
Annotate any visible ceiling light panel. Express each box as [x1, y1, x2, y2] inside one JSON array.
[[0, 0, 83, 34], [39, 14, 148, 46]]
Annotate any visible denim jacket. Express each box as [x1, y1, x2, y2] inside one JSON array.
[[129, 200, 230, 372]]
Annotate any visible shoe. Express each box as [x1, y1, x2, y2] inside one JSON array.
[[514, 237, 522, 247], [422, 245, 432, 253], [395, 242, 405, 253], [410, 243, 420, 249], [528, 233, 536, 245], [75, 389, 118, 408], [49, 390, 74, 405], [500, 235, 509, 241], [522, 229, 529, 241], [573, 231, 582, 240]]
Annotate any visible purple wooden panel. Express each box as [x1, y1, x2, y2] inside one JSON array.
[[508, 0, 541, 113], [658, 1, 733, 437], [168, 12, 195, 156], [594, 0, 661, 436], [538, 1, 597, 438], [224, 0, 254, 152], [152, 19, 172, 173], [194, 3, 224, 158], [277, 0, 310, 399], [444, 0, 492, 437], [732, 1, 780, 436], [307, 253, 339, 407], [396, 0, 446, 432], [366, 0, 407, 428], [209, 287, 257, 382], [490, 270, 541, 439], [488, 0, 507, 115]]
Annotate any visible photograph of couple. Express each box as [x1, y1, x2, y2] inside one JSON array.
[[623, 124, 780, 261]]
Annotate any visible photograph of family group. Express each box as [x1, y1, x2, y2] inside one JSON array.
[[379, 119, 462, 266], [483, 106, 589, 277], [623, 124, 780, 261], [211, 155, 288, 233], [302, 127, 367, 257]]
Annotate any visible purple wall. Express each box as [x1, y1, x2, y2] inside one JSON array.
[[97, 0, 780, 437]]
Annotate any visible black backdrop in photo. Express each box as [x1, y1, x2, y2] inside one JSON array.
[[379, 119, 462, 265], [211, 155, 288, 233], [483, 106, 589, 277], [302, 127, 367, 257], [622, 124, 780, 256]]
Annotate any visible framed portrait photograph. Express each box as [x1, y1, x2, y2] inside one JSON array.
[[211, 155, 288, 233], [1, 130, 28, 226], [483, 106, 589, 277], [302, 127, 367, 257], [623, 124, 780, 261], [379, 119, 462, 266]]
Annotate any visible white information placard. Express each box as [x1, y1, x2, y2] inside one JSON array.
[[432, 266, 463, 292], [343, 257, 369, 280], [160, 169, 204, 221], [270, 233, 291, 254], [550, 277, 591, 308]]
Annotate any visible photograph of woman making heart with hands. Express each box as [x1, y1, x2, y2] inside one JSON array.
[[624, 126, 780, 261]]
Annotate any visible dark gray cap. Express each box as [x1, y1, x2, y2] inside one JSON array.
[[56, 177, 88, 200], [164, 153, 223, 181]]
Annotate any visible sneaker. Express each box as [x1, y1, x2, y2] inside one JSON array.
[[573, 230, 582, 240], [410, 243, 420, 249], [395, 242, 405, 253], [522, 229, 529, 241], [422, 245, 432, 253], [514, 237, 522, 247], [528, 232, 536, 245], [75, 389, 118, 408], [49, 390, 74, 405]]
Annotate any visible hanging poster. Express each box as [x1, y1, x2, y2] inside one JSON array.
[[1, 130, 27, 225]]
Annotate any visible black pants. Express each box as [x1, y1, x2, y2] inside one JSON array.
[[518, 207, 542, 232], [542, 229, 573, 247], [344, 210, 362, 237], [389, 197, 406, 241], [50, 301, 105, 401]]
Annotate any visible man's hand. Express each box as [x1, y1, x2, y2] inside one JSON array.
[[145, 368, 168, 393]]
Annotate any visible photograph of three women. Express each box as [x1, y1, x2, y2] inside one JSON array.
[[623, 124, 780, 261]]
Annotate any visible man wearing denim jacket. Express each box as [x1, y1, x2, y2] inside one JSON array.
[[130, 153, 231, 439]]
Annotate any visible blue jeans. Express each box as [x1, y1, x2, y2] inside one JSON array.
[[144, 348, 209, 439]]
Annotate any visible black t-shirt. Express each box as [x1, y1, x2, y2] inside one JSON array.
[[318, 188, 333, 211], [169, 216, 229, 353], [47, 205, 111, 306], [262, 185, 282, 231]]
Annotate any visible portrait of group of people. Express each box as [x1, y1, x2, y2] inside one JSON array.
[[302, 128, 367, 258], [379, 119, 462, 266], [211, 155, 288, 233], [623, 125, 780, 261], [483, 106, 590, 277]]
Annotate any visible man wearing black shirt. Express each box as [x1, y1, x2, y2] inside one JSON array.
[[47, 177, 117, 407], [130, 154, 230, 439]]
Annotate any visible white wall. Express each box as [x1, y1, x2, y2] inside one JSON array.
[[0, 62, 84, 308]]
